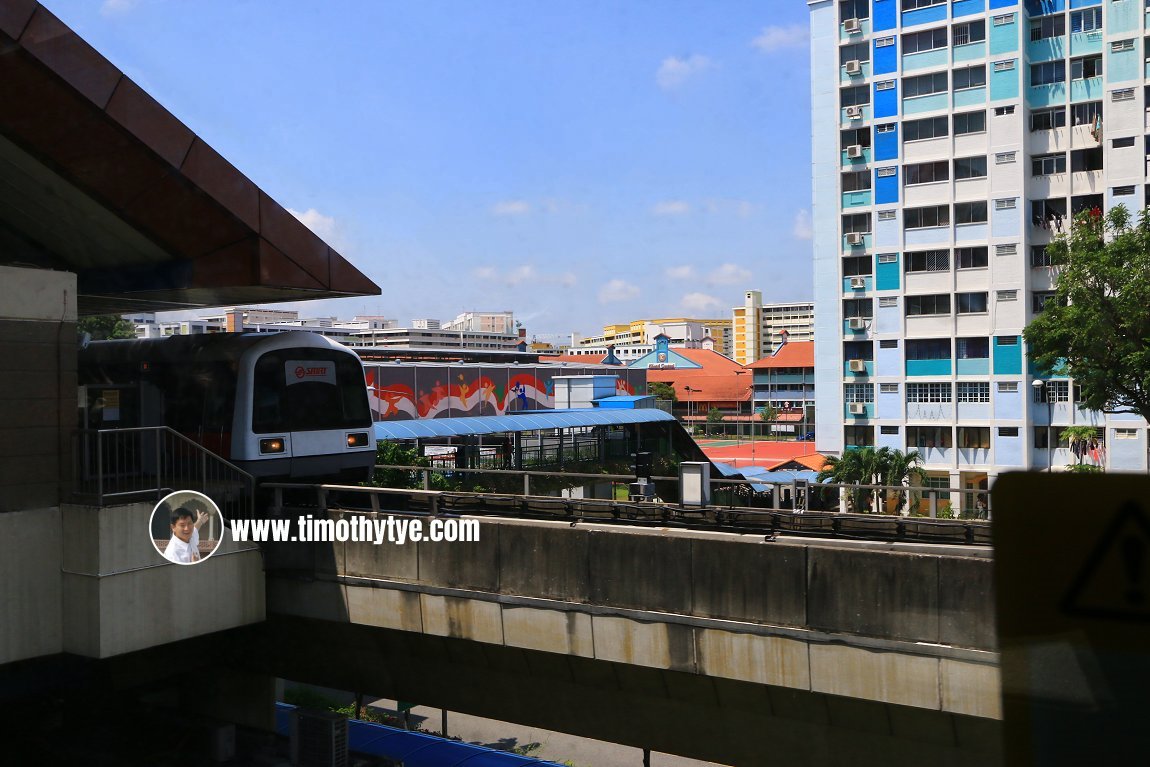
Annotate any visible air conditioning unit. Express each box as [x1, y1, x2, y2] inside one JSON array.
[[846, 144, 864, 158], [848, 317, 867, 330], [292, 709, 348, 767], [850, 276, 866, 289], [846, 232, 864, 245], [849, 358, 867, 372], [844, 17, 861, 33], [848, 402, 867, 415], [846, 105, 863, 120], [845, 59, 862, 75]]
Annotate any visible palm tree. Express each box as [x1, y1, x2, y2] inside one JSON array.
[[874, 447, 925, 514], [817, 447, 924, 514]]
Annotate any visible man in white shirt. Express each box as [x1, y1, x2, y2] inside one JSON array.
[[163, 506, 209, 564]]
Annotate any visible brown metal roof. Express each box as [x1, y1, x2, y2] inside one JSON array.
[[0, 2, 379, 315]]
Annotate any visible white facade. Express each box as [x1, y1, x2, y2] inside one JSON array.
[[809, 0, 1150, 503]]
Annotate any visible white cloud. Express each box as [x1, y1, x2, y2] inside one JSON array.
[[598, 279, 639, 304], [681, 292, 722, 313], [707, 263, 752, 286], [652, 200, 691, 216], [656, 54, 713, 90], [792, 209, 814, 240], [703, 198, 758, 217], [474, 264, 576, 288], [559, 272, 578, 288], [505, 265, 536, 286], [752, 24, 810, 53], [665, 265, 696, 280], [473, 266, 497, 280], [101, 0, 139, 16], [492, 200, 531, 216], [288, 207, 338, 241]]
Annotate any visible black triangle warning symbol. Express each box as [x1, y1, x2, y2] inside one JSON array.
[[1062, 501, 1150, 622]]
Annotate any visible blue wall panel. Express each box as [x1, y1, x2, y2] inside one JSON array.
[[902, 5, 948, 27], [873, 82, 898, 118], [875, 167, 899, 204], [953, 0, 986, 16], [874, 124, 899, 160], [1068, 0, 1100, 8], [993, 336, 1023, 375], [1025, 0, 1064, 14], [876, 257, 900, 290], [990, 0, 1018, 6], [873, 0, 898, 32], [873, 38, 898, 74]]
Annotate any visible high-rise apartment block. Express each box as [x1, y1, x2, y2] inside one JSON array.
[[809, 0, 1150, 503], [731, 291, 815, 365]]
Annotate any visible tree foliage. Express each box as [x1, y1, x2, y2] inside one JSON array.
[[1023, 205, 1150, 422], [758, 405, 778, 422], [647, 382, 678, 402], [816, 447, 925, 513], [705, 407, 724, 424], [78, 315, 135, 340]]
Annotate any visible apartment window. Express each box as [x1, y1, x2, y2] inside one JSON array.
[[1031, 245, 1052, 267], [1071, 146, 1103, 172], [1113, 136, 1136, 148], [840, 42, 872, 66], [880, 384, 899, 395], [995, 152, 1016, 164], [956, 292, 989, 314], [997, 289, 1018, 301], [1115, 428, 1139, 439], [878, 296, 898, 307], [905, 160, 949, 185], [955, 201, 988, 225], [996, 335, 1018, 345], [953, 65, 987, 90], [906, 338, 950, 359], [840, 0, 871, 22], [995, 198, 1018, 210], [1070, 55, 1103, 81], [993, 59, 1016, 72], [1030, 16, 1065, 42], [1032, 290, 1060, 313], [878, 210, 897, 221], [956, 246, 989, 269], [875, 80, 896, 91], [905, 249, 949, 272], [1031, 61, 1066, 87], [1112, 39, 1135, 53], [908, 426, 952, 449], [842, 213, 872, 233], [841, 85, 871, 107], [1112, 88, 1135, 102], [875, 36, 895, 47], [997, 382, 1019, 393], [1033, 380, 1070, 403], [880, 425, 900, 435], [996, 243, 1018, 256], [954, 156, 987, 180], [845, 425, 875, 446], [902, 27, 948, 54], [953, 111, 986, 135], [904, 72, 949, 98], [999, 427, 1020, 437], [877, 252, 898, 263], [842, 254, 873, 276], [1032, 153, 1067, 175], [959, 427, 991, 449], [841, 127, 872, 149], [844, 383, 875, 402], [876, 168, 897, 181], [905, 294, 952, 316], [957, 382, 991, 403], [843, 298, 873, 318], [879, 339, 898, 348], [992, 14, 1015, 26], [908, 382, 952, 402], [904, 205, 950, 229], [874, 123, 896, 134], [903, 115, 948, 142], [956, 337, 989, 359], [1115, 185, 1136, 196], [842, 170, 872, 192], [953, 20, 986, 46], [994, 105, 1016, 116], [1030, 107, 1066, 131], [902, 0, 945, 9], [1070, 7, 1102, 33]]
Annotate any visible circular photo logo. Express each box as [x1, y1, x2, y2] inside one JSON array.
[[150, 490, 225, 565]]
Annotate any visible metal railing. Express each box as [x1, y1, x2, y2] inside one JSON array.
[[73, 427, 255, 520]]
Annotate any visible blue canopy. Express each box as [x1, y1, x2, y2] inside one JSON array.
[[374, 407, 675, 441]]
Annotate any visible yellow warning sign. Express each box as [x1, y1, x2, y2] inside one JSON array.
[[993, 473, 1150, 764]]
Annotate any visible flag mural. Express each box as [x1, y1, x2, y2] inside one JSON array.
[[363, 364, 644, 421]]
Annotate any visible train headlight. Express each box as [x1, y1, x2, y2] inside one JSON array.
[[346, 432, 369, 448], [259, 438, 285, 454]]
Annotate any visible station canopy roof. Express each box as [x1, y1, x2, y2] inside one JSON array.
[[374, 408, 676, 441], [0, 3, 379, 315]]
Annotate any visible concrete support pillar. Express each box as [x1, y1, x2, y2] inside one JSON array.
[[949, 471, 962, 518]]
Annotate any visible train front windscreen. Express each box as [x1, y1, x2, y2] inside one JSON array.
[[251, 350, 371, 434]]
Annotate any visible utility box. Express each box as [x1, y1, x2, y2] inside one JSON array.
[[680, 462, 711, 507]]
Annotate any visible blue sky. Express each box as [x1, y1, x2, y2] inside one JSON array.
[[47, 0, 814, 342]]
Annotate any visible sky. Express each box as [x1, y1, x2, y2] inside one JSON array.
[[46, 0, 815, 343]]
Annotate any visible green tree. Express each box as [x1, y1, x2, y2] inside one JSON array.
[[705, 406, 724, 436], [816, 447, 924, 514], [648, 382, 677, 402], [1024, 205, 1150, 423], [1060, 425, 1102, 470], [757, 405, 778, 422], [78, 314, 135, 340]]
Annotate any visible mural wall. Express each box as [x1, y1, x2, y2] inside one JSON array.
[[364, 363, 645, 421]]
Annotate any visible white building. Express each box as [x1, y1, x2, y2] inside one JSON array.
[[808, 0, 1150, 509]]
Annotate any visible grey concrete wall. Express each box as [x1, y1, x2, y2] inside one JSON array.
[[0, 507, 63, 664], [0, 265, 77, 513]]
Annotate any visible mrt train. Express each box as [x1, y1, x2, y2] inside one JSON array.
[[78, 331, 376, 481]]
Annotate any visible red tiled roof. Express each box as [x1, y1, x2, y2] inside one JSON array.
[[762, 453, 828, 472], [540, 354, 608, 364], [747, 341, 814, 370], [645, 370, 752, 402]]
